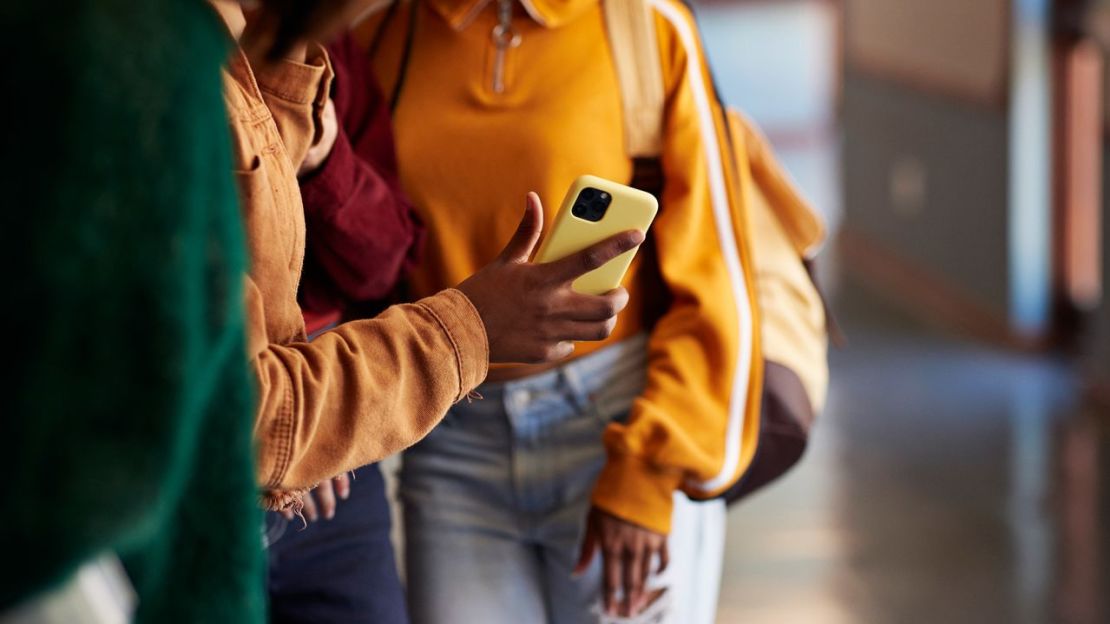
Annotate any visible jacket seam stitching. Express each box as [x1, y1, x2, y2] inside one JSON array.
[[416, 301, 466, 402], [269, 382, 295, 488], [257, 84, 315, 105]]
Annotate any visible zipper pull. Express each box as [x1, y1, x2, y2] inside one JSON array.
[[490, 0, 521, 94]]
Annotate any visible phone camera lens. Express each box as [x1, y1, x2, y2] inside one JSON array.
[[573, 187, 610, 222]]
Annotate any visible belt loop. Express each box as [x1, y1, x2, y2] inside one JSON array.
[[560, 360, 593, 412], [501, 377, 529, 433]]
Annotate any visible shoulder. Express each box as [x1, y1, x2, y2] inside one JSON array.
[[646, 0, 703, 52], [644, 0, 711, 91]]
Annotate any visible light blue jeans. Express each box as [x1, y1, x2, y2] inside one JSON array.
[[401, 336, 725, 624]]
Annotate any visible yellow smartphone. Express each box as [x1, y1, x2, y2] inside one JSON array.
[[534, 175, 659, 295]]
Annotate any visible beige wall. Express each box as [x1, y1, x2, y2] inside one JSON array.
[[846, 0, 1010, 106]]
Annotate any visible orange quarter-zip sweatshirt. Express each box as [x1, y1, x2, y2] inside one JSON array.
[[353, 0, 762, 533]]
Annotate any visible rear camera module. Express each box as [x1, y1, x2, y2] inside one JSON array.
[[572, 187, 612, 222]]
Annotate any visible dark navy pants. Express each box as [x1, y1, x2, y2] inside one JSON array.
[[266, 464, 409, 624]]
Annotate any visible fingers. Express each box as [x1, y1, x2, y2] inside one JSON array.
[[291, 477, 347, 525], [536, 289, 627, 344], [545, 230, 644, 283], [548, 318, 619, 344], [574, 519, 599, 575], [536, 341, 576, 363], [315, 479, 337, 520], [498, 192, 545, 263], [658, 542, 670, 574], [586, 509, 669, 618], [298, 99, 338, 176], [334, 473, 351, 501], [554, 289, 629, 322], [301, 490, 319, 523], [602, 543, 624, 616], [624, 545, 645, 617], [637, 549, 654, 613]]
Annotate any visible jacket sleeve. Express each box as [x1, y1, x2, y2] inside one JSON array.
[[590, 3, 761, 534], [247, 281, 488, 503], [299, 35, 423, 310]]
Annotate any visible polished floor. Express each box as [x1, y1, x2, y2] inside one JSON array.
[[717, 279, 1110, 624], [701, 4, 1108, 621]]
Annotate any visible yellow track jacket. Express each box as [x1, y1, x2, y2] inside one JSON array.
[[353, 0, 761, 534]]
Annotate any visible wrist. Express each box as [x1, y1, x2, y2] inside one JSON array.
[[591, 453, 681, 535], [299, 99, 339, 176]]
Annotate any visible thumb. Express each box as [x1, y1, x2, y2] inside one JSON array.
[[498, 192, 545, 263], [574, 521, 598, 575]]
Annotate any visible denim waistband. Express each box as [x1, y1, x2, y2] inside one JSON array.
[[484, 333, 647, 399], [449, 334, 649, 433]]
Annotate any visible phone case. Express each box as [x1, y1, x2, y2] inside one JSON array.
[[534, 175, 659, 295]]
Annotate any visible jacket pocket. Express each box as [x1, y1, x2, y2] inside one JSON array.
[[233, 154, 279, 230], [233, 155, 266, 200], [233, 154, 282, 277]]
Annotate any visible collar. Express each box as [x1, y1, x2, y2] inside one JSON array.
[[425, 0, 599, 30]]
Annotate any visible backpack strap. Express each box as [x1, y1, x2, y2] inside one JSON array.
[[729, 110, 826, 258], [603, 0, 666, 158], [603, 0, 827, 260]]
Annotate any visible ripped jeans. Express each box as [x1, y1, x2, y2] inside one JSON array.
[[401, 335, 725, 624]]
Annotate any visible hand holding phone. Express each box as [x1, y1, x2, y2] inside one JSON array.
[[534, 175, 659, 295], [457, 192, 644, 364]]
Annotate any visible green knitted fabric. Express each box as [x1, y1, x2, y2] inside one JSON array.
[[1, 1, 264, 621]]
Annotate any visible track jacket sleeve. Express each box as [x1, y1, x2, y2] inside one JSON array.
[[590, 1, 761, 534]]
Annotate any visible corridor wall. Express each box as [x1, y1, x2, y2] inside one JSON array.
[[842, 0, 1055, 345]]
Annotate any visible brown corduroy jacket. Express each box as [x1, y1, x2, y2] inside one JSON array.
[[213, 2, 488, 510]]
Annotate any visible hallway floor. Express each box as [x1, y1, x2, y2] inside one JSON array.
[[700, 4, 1107, 619], [716, 279, 1109, 624]]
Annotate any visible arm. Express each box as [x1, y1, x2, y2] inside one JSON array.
[[252, 195, 643, 505], [590, 4, 761, 535], [248, 282, 489, 502], [581, 7, 762, 616], [298, 35, 423, 311]]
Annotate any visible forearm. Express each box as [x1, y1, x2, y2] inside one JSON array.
[[251, 288, 488, 501], [298, 34, 423, 303], [300, 130, 422, 302], [591, 306, 757, 534], [592, 36, 762, 530]]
